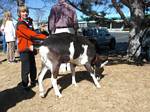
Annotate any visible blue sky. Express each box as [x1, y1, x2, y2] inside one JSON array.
[[26, 0, 130, 21]]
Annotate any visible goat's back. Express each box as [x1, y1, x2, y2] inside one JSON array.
[[42, 33, 96, 59]]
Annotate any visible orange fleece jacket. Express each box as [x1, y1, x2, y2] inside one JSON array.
[[16, 22, 46, 52]]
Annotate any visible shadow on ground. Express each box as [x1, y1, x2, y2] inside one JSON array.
[[43, 70, 105, 97], [0, 84, 36, 112], [100, 42, 129, 65]]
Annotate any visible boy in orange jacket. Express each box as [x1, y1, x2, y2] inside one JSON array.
[[16, 5, 47, 90]]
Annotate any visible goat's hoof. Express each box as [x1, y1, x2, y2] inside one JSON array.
[[57, 94, 62, 98], [39, 92, 45, 98], [72, 83, 78, 87], [96, 85, 101, 88], [74, 84, 78, 87]]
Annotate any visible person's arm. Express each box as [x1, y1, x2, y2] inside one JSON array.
[[72, 9, 78, 35], [48, 7, 56, 34], [17, 23, 46, 40]]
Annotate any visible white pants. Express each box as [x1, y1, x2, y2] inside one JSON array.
[[54, 28, 75, 72], [55, 28, 75, 34]]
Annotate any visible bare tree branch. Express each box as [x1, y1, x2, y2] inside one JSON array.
[[111, 0, 130, 25], [67, 0, 104, 19]]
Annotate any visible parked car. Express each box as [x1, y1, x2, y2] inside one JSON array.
[[82, 27, 116, 50]]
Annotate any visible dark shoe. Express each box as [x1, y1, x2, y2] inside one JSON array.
[[18, 82, 30, 91], [22, 85, 30, 91], [30, 81, 37, 88], [30, 82, 36, 88]]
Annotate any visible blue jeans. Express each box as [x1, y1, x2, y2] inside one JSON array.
[[2, 35, 7, 53]]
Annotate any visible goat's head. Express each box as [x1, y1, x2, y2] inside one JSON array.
[[92, 55, 108, 75]]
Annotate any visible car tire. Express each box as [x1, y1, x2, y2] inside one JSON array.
[[109, 39, 116, 50]]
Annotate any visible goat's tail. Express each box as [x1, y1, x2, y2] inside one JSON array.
[[39, 46, 50, 66]]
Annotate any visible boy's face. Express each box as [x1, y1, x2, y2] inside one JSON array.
[[20, 10, 28, 20]]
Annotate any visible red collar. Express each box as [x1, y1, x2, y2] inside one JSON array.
[[18, 18, 23, 22]]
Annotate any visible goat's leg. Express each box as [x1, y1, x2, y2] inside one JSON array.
[[38, 66, 48, 97], [51, 76, 61, 98], [84, 63, 101, 88], [51, 64, 62, 98], [51, 76, 62, 98], [70, 64, 77, 86], [90, 73, 101, 88]]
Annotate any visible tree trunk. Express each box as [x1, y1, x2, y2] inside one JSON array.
[[126, 0, 145, 65], [112, 0, 146, 64]]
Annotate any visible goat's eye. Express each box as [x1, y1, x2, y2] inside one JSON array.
[[94, 63, 100, 67]]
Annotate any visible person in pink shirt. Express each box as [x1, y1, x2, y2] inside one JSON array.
[[48, 0, 78, 35], [48, 0, 78, 72]]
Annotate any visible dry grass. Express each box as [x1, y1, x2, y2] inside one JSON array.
[[0, 52, 150, 112]]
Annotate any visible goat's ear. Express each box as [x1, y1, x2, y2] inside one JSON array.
[[93, 55, 108, 67], [92, 54, 108, 66], [95, 54, 108, 62]]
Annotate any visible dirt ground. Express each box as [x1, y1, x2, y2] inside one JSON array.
[[0, 52, 150, 112]]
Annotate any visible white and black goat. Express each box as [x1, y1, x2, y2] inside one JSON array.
[[38, 33, 108, 98]]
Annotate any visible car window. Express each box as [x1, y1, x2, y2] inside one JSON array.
[[105, 33, 110, 36], [82, 27, 111, 38]]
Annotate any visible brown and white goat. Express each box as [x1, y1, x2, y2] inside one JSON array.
[[38, 33, 108, 98]]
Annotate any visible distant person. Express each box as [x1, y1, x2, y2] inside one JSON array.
[[0, 23, 7, 54], [16, 5, 47, 90], [3, 11, 16, 63], [48, 0, 78, 34], [39, 23, 49, 36], [0, 30, 3, 64]]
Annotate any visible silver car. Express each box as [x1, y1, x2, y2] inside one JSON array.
[[82, 28, 116, 50]]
